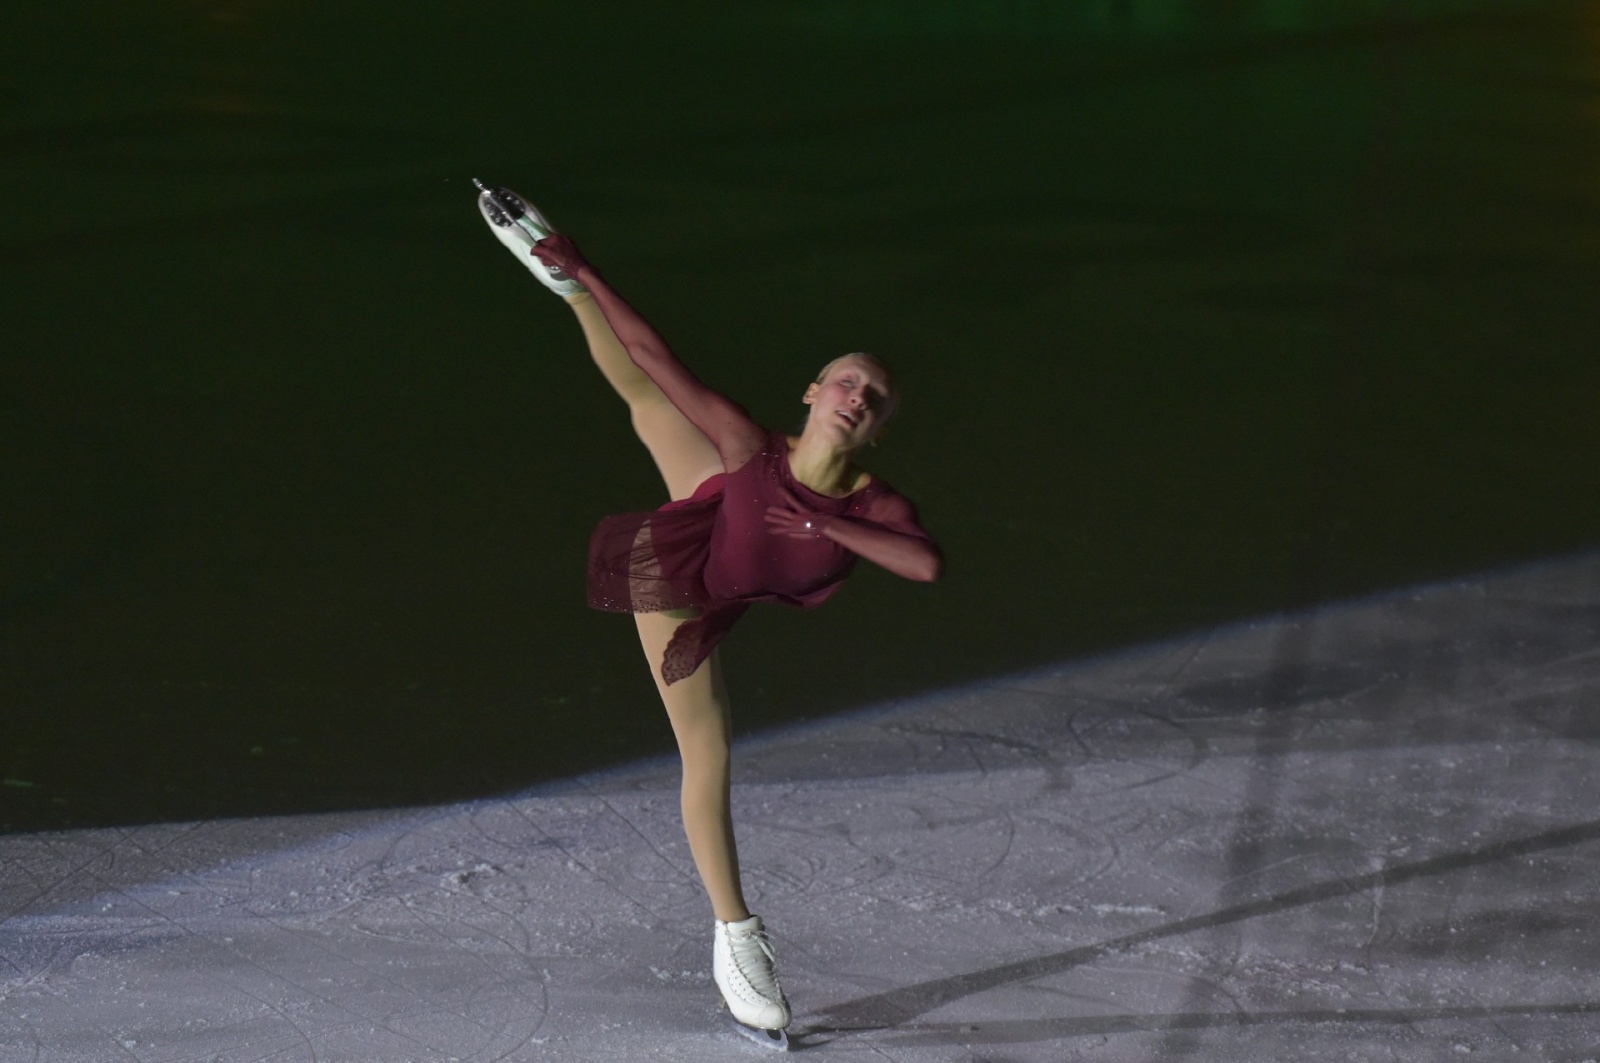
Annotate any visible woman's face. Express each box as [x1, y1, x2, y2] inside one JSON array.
[[802, 356, 896, 448]]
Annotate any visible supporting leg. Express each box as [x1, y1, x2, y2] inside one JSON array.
[[564, 294, 748, 920], [636, 612, 750, 923]]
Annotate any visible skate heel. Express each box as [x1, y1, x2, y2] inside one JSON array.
[[720, 1000, 791, 1051]]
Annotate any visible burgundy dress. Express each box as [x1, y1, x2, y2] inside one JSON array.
[[588, 430, 929, 684]]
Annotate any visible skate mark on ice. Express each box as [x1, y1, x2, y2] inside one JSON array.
[[745, 816, 900, 900], [500, 797, 670, 923], [3, 1016, 44, 1063], [103, 871, 486, 1057], [118, 820, 538, 1055], [391, 885, 550, 1034], [875, 1000, 1600, 1046], [1007, 680, 1216, 792], [977, 806, 1018, 883], [221, 976, 324, 1063], [581, 783, 698, 892], [814, 816, 1600, 1027], [0, 822, 208, 929], [883, 719, 1071, 784]]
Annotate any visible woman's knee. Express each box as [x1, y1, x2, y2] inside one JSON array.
[[672, 718, 732, 775], [662, 713, 732, 790]]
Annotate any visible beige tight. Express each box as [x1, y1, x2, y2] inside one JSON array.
[[566, 293, 751, 922]]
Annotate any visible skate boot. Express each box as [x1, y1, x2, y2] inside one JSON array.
[[714, 914, 791, 1042], [472, 179, 586, 298]]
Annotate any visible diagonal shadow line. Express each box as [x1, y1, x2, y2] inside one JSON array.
[[868, 1001, 1600, 1046], [815, 818, 1600, 1028]]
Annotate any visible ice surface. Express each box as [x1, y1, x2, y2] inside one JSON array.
[[5, 554, 1600, 1061]]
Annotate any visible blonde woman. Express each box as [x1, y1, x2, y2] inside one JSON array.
[[476, 184, 941, 1042]]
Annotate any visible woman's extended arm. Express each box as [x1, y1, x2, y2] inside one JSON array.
[[764, 505, 944, 582], [531, 234, 763, 462]]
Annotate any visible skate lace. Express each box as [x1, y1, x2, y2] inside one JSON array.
[[729, 929, 783, 1000]]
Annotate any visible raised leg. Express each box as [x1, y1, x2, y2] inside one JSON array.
[[565, 292, 748, 921], [567, 292, 722, 501]]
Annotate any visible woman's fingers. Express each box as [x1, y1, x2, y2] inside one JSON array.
[[764, 505, 824, 538], [529, 244, 568, 269], [531, 233, 585, 273], [763, 506, 801, 535]]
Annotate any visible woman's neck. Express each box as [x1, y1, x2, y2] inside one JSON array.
[[786, 433, 861, 498]]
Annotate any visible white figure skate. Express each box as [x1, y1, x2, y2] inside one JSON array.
[[472, 179, 585, 298], [714, 915, 791, 1050]]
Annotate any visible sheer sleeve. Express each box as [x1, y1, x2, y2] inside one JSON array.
[[859, 488, 932, 539]]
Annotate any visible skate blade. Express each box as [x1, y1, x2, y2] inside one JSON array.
[[724, 1012, 791, 1051]]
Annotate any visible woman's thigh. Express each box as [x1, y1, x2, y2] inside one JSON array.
[[635, 611, 732, 738], [630, 398, 724, 502]]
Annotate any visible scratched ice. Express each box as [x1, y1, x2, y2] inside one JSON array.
[[4, 553, 1600, 1061]]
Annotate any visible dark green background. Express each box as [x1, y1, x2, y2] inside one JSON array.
[[3, 0, 1597, 831]]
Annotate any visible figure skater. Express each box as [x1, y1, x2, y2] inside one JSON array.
[[475, 186, 942, 1040]]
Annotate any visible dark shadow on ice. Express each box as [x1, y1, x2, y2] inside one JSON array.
[[873, 1001, 1600, 1047], [814, 817, 1600, 1029]]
